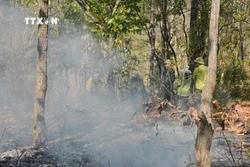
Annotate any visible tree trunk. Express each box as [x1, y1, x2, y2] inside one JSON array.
[[195, 0, 220, 166], [189, 0, 198, 59], [160, 0, 167, 61], [189, 0, 210, 73], [160, 0, 167, 73], [32, 0, 49, 147], [149, 0, 156, 92], [238, 21, 244, 61]]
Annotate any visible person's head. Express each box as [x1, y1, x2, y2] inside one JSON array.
[[180, 66, 191, 74], [194, 57, 205, 67], [131, 70, 138, 78], [180, 66, 191, 78], [164, 59, 171, 69]]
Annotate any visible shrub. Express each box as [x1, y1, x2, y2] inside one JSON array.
[[214, 58, 249, 101]]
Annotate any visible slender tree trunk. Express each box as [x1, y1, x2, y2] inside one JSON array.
[[159, 0, 168, 95], [157, 0, 179, 76], [195, 0, 220, 166], [189, 0, 210, 72], [149, 0, 156, 92], [32, 0, 48, 147], [160, 0, 167, 61], [179, 4, 188, 57], [189, 0, 198, 60], [199, 0, 210, 51], [239, 22, 244, 60], [160, 0, 167, 77]]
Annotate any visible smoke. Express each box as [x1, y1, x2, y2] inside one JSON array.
[[0, 0, 37, 151], [0, 1, 196, 166], [0, 2, 37, 113]]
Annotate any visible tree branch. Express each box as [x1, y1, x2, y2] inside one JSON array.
[[74, 0, 103, 30], [112, 0, 122, 16]]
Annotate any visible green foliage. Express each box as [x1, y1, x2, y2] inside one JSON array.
[[105, 6, 141, 34], [78, 0, 144, 39], [224, 58, 247, 85], [25, 0, 37, 7], [171, 0, 187, 15], [62, 1, 84, 25], [219, 0, 250, 61], [114, 49, 141, 79], [214, 58, 250, 101]]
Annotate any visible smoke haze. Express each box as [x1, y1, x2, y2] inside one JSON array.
[[0, 1, 196, 166]]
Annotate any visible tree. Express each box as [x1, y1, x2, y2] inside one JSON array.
[[195, 0, 220, 166], [189, 0, 210, 72], [148, 0, 156, 92], [189, 0, 198, 53], [32, 0, 49, 147]]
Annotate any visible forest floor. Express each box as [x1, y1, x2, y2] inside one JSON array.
[[0, 98, 250, 167]]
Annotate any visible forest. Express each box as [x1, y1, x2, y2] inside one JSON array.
[[0, 0, 250, 166]]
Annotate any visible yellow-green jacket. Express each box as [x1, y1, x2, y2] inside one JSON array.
[[193, 65, 208, 90], [177, 74, 192, 97]]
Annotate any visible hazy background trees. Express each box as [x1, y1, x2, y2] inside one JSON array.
[[4, 0, 247, 103]]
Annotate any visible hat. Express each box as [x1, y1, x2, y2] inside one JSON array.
[[164, 59, 171, 65], [132, 70, 138, 78], [194, 57, 205, 65]]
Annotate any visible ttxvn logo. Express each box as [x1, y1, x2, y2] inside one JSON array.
[[25, 17, 58, 25]]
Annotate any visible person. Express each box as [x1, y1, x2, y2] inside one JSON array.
[[107, 70, 116, 92], [106, 70, 116, 101], [164, 59, 175, 102], [190, 57, 208, 111], [128, 71, 147, 101], [118, 71, 129, 102], [176, 66, 192, 111], [86, 72, 103, 95], [193, 57, 208, 92], [128, 70, 147, 112]]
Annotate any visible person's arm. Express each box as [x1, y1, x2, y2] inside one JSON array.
[[177, 74, 183, 87], [171, 68, 175, 84], [190, 69, 197, 94]]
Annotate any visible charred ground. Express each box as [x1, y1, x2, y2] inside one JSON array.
[[0, 98, 250, 166]]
